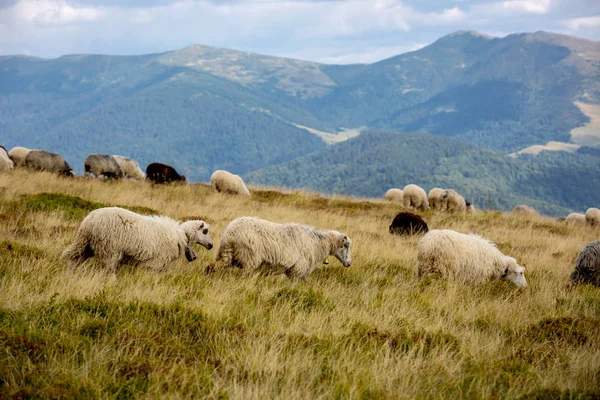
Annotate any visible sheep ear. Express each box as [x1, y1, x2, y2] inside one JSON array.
[[198, 222, 204, 229], [502, 267, 509, 277]]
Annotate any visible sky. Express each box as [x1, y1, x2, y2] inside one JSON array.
[[1, 0, 599, 64]]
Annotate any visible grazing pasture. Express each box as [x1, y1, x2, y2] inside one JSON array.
[[0, 170, 598, 399]]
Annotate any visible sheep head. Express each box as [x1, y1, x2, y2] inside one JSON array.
[[333, 233, 352, 268], [501, 257, 527, 288]]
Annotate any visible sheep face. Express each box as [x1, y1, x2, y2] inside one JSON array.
[[192, 222, 213, 250], [501, 257, 527, 288], [333, 234, 352, 268]]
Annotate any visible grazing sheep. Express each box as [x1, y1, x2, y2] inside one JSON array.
[[25, 150, 73, 176], [384, 188, 404, 203], [565, 213, 586, 225], [428, 188, 444, 210], [512, 205, 539, 217], [146, 162, 186, 184], [440, 189, 467, 213], [586, 208, 600, 227], [0, 146, 14, 172], [466, 201, 477, 214], [403, 184, 429, 211], [208, 216, 351, 279], [389, 212, 428, 236], [113, 155, 146, 180], [211, 170, 250, 196], [8, 146, 30, 168], [84, 154, 123, 179], [417, 229, 527, 287], [61, 207, 213, 272], [570, 241, 600, 287]]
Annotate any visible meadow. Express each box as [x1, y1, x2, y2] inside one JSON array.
[[0, 170, 599, 399]]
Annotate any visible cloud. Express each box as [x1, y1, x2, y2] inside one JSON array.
[[316, 43, 427, 64], [562, 15, 600, 31], [8, 0, 104, 24]]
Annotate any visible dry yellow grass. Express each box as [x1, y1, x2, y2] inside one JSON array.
[[0, 169, 599, 399]]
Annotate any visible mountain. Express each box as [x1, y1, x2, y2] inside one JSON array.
[[0, 30, 598, 212]]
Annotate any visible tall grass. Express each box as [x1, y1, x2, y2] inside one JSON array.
[[0, 170, 598, 399]]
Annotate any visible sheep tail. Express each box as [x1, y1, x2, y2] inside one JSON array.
[[61, 234, 93, 269]]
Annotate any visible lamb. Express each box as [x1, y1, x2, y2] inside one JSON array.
[[428, 188, 444, 210], [384, 188, 404, 203], [211, 170, 250, 196], [389, 212, 428, 236], [586, 208, 600, 227], [113, 155, 146, 180], [8, 146, 31, 168], [0, 146, 14, 172], [565, 213, 586, 225], [570, 241, 600, 287], [417, 229, 527, 287], [440, 189, 466, 213], [512, 205, 539, 217], [84, 154, 123, 179], [25, 150, 73, 176], [207, 216, 351, 279], [403, 184, 429, 211], [61, 207, 213, 272]]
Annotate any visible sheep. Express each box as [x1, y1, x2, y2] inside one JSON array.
[[84, 154, 123, 179], [0, 146, 14, 172], [417, 229, 527, 287], [211, 170, 250, 196], [113, 155, 146, 180], [466, 201, 477, 214], [146, 162, 186, 184], [8, 146, 30, 168], [384, 188, 404, 203], [61, 207, 213, 272], [389, 212, 428, 236], [403, 184, 429, 211], [570, 241, 600, 287], [512, 205, 539, 217], [440, 189, 466, 213], [565, 213, 586, 225], [586, 208, 600, 227], [207, 216, 351, 279], [428, 188, 444, 210], [25, 150, 73, 176]]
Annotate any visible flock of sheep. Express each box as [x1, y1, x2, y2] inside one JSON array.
[[1, 145, 599, 288]]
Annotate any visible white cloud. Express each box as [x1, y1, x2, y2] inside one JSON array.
[[9, 0, 104, 24], [499, 0, 551, 14], [316, 43, 427, 64], [562, 15, 600, 31]]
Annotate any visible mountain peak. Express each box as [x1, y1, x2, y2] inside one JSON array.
[[444, 30, 494, 40]]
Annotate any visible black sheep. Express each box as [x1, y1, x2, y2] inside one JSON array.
[[389, 212, 429, 236]]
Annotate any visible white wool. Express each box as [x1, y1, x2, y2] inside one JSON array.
[[428, 188, 444, 210], [212, 216, 351, 279], [0, 147, 14, 171], [512, 205, 539, 217], [403, 184, 429, 211], [384, 188, 404, 203], [211, 170, 250, 196], [113, 155, 146, 180], [8, 146, 30, 168], [565, 213, 586, 225], [586, 208, 600, 227], [441, 189, 467, 213]]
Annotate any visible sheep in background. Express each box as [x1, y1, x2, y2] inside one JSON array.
[[570, 241, 600, 287], [25, 150, 73, 177], [8, 146, 31, 168], [586, 208, 600, 227], [384, 188, 404, 203], [389, 212, 428, 236], [428, 188, 444, 210], [466, 201, 477, 214], [512, 205, 539, 217], [61, 207, 213, 272], [113, 155, 146, 180], [417, 229, 527, 287], [0, 146, 14, 172], [440, 189, 466, 213], [146, 163, 186, 184], [84, 154, 123, 179], [403, 184, 429, 211], [211, 170, 250, 196], [207, 216, 351, 279], [565, 213, 586, 225]]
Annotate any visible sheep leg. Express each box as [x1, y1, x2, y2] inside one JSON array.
[[207, 242, 234, 273], [101, 253, 122, 274]]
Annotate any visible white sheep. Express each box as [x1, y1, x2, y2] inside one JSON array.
[[0, 146, 14, 172], [403, 184, 429, 211], [61, 207, 213, 272], [207, 216, 351, 279], [565, 213, 586, 225], [512, 205, 539, 217], [8, 146, 30, 168], [440, 189, 466, 213], [113, 155, 146, 180], [211, 170, 250, 196], [428, 188, 444, 210], [384, 188, 404, 203], [586, 208, 600, 227], [417, 229, 527, 287]]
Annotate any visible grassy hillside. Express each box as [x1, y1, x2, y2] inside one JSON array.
[[0, 170, 599, 398], [247, 131, 600, 216]]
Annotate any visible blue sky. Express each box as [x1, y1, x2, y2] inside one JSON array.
[[1, 0, 599, 63]]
